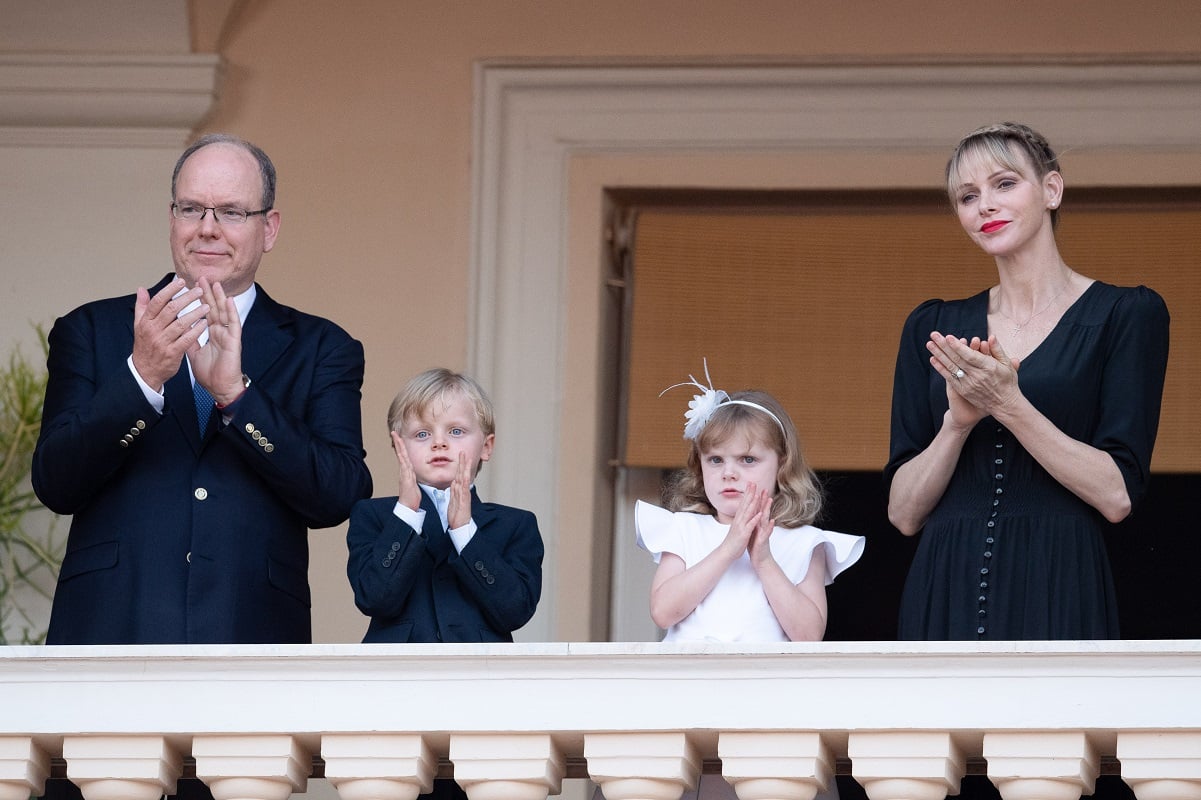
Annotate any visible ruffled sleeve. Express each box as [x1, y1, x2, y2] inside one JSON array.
[[811, 528, 866, 585], [773, 526, 866, 587], [635, 500, 686, 564]]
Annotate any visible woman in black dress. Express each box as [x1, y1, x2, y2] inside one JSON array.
[[886, 122, 1170, 640]]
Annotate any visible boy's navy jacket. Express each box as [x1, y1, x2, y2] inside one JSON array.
[[346, 488, 543, 643]]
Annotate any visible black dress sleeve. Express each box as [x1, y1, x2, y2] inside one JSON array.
[[884, 298, 945, 490], [1093, 285, 1170, 512]]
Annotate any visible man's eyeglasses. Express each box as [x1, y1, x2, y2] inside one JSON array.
[[171, 203, 271, 225]]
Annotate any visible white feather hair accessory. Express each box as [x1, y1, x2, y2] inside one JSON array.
[[659, 358, 785, 440]]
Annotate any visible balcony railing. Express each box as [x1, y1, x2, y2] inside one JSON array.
[[2, 641, 1199, 800]]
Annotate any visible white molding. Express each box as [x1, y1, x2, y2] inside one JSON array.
[[468, 61, 1201, 642], [0, 53, 222, 147], [4, 643, 1201, 800], [2, 641, 1201, 735]]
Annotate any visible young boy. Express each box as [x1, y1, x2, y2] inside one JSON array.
[[346, 368, 543, 643]]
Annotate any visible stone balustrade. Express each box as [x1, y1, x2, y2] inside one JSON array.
[[2, 642, 1199, 800]]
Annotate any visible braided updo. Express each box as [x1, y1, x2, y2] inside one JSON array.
[[946, 122, 1062, 229]]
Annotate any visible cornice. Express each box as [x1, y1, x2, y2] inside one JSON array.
[[476, 61, 1201, 151], [0, 53, 222, 147]]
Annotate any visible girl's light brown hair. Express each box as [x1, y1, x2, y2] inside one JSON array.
[[663, 390, 824, 527]]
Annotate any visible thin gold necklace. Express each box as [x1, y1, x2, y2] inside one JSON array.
[[996, 282, 1069, 336]]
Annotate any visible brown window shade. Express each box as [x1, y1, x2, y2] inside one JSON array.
[[622, 200, 1199, 472]]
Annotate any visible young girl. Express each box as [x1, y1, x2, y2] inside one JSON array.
[[639, 365, 865, 643], [617, 367, 863, 800]]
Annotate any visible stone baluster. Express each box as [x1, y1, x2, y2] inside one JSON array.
[[322, 734, 437, 800], [449, 733, 565, 800], [848, 731, 967, 800], [1117, 732, 1201, 800], [0, 736, 50, 800], [718, 731, 835, 800], [984, 732, 1099, 800], [61, 735, 182, 800], [192, 734, 310, 800], [585, 732, 701, 800]]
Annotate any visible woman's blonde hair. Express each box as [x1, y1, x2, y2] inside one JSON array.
[[663, 390, 823, 527], [946, 121, 1062, 229]]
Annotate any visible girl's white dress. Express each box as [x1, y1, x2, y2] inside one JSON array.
[[616, 502, 864, 800], [635, 500, 866, 643]]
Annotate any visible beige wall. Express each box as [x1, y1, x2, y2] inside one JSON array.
[[5, 0, 1200, 643]]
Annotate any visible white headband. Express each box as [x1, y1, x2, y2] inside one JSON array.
[[659, 359, 786, 441]]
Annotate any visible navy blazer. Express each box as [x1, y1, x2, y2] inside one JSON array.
[[33, 274, 373, 644], [346, 490, 543, 643]]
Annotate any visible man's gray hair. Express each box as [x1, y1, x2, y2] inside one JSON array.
[[171, 133, 277, 211]]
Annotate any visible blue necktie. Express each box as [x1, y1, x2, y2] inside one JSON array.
[[193, 381, 214, 435]]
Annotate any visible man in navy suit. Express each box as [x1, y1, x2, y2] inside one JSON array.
[[32, 133, 373, 645]]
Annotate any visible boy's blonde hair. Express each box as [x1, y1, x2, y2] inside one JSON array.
[[387, 368, 496, 438], [663, 390, 824, 527]]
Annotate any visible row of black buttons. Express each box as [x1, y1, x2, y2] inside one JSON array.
[[977, 427, 1007, 638], [474, 560, 496, 585]]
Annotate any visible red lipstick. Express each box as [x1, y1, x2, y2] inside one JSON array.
[[981, 220, 1009, 234]]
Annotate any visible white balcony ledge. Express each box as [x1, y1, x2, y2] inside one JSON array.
[[2, 641, 1199, 800]]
